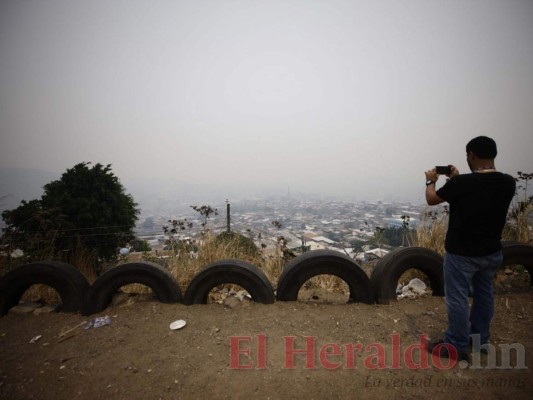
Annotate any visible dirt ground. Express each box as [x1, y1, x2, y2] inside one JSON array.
[[1, 283, 532, 400]]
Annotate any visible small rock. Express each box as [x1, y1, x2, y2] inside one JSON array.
[[29, 335, 42, 344], [34, 305, 59, 315], [9, 302, 42, 314]]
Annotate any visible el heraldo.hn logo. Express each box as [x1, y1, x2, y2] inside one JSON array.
[[229, 333, 527, 370]]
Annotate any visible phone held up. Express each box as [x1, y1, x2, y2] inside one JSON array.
[[436, 166, 452, 175]]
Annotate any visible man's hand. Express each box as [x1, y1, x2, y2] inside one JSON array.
[[448, 165, 459, 178], [425, 167, 445, 206], [425, 165, 459, 182], [425, 168, 438, 182]]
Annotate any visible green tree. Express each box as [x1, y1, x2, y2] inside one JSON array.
[[1, 199, 65, 261], [2, 162, 139, 272]]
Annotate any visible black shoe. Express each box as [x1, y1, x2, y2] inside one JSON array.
[[427, 340, 470, 362]]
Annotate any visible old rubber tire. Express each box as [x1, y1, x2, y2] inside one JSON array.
[[501, 242, 533, 285], [370, 247, 444, 304], [82, 262, 181, 315], [276, 250, 373, 304], [183, 259, 275, 305], [0, 261, 90, 316]]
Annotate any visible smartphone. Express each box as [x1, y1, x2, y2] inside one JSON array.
[[436, 166, 451, 175]]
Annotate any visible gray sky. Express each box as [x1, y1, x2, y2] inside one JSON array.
[[1, 0, 532, 204]]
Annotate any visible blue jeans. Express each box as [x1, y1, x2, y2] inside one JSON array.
[[443, 251, 502, 353]]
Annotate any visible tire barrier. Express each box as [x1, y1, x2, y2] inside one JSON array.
[[370, 247, 445, 305], [183, 259, 275, 305], [2, 244, 530, 316], [276, 250, 373, 304], [501, 242, 533, 285], [82, 262, 182, 316], [0, 261, 90, 316]]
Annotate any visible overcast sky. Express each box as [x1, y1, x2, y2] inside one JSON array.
[[1, 0, 532, 205]]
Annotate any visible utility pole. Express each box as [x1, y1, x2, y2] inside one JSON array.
[[226, 199, 231, 233], [301, 236, 307, 253]]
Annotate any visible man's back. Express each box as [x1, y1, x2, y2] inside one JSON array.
[[436, 172, 516, 256]]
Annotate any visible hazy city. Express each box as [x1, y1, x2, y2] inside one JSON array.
[[133, 189, 436, 258]]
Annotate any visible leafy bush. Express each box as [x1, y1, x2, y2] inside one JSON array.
[[215, 232, 258, 257]]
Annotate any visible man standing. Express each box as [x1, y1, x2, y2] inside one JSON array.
[[424, 136, 516, 361]]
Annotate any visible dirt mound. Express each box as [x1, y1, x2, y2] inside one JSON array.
[[1, 289, 532, 400]]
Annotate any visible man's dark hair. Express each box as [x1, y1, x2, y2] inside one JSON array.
[[466, 136, 497, 159]]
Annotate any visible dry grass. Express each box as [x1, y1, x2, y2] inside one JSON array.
[[415, 209, 448, 255], [302, 274, 349, 293], [161, 234, 283, 293], [20, 284, 62, 304], [67, 243, 99, 284], [502, 204, 533, 244]]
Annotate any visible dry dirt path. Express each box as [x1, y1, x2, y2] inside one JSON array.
[[1, 291, 532, 400]]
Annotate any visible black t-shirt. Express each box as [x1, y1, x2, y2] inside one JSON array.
[[436, 172, 516, 256]]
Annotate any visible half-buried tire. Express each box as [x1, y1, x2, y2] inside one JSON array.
[[183, 259, 275, 305], [501, 242, 533, 285], [0, 261, 90, 316], [82, 262, 181, 316], [276, 250, 373, 304], [370, 247, 444, 305]]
